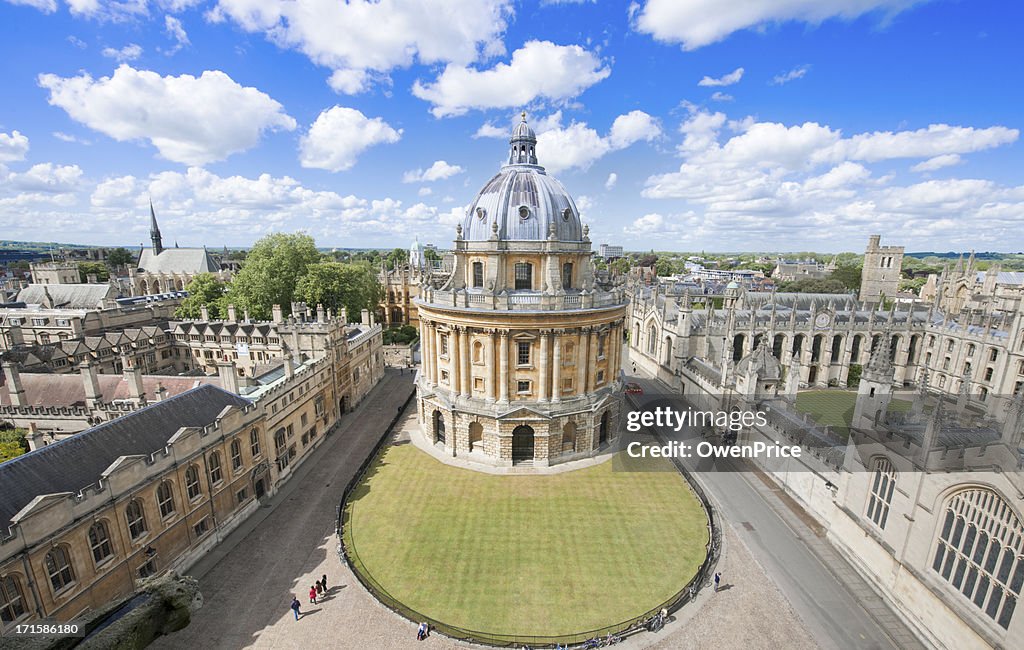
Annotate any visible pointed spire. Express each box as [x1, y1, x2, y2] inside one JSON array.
[[149, 199, 164, 255]]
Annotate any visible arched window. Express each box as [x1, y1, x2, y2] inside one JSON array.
[[157, 480, 175, 518], [932, 487, 1024, 629], [230, 438, 243, 471], [125, 499, 147, 540], [865, 458, 896, 529], [514, 262, 532, 290], [44, 546, 74, 593], [663, 336, 673, 365], [88, 520, 114, 564], [185, 465, 202, 500], [250, 428, 261, 458], [733, 334, 745, 362], [472, 261, 484, 288], [208, 451, 223, 485], [562, 262, 573, 290], [1, 575, 26, 623]]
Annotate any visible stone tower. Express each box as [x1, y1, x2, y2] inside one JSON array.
[[859, 234, 903, 305]]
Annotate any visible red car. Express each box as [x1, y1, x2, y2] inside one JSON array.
[[625, 382, 643, 395]]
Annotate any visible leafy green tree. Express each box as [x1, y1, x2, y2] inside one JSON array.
[[293, 261, 382, 321], [385, 248, 406, 268], [609, 258, 631, 275], [383, 325, 419, 345], [778, 278, 851, 294], [77, 261, 110, 282], [423, 247, 441, 262], [176, 273, 228, 319], [225, 233, 321, 319], [829, 264, 862, 291], [106, 247, 135, 268], [0, 428, 29, 463]]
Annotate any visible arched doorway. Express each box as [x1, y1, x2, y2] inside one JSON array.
[[599, 411, 610, 445], [511, 425, 534, 464], [469, 422, 483, 452], [433, 410, 446, 445], [254, 478, 266, 499], [562, 422, 577, 454]]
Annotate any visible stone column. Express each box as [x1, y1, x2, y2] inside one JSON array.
[[539, 331, 550, 401], [419, 320, 430, 384], [586, 328, 599, 392], [577, 329, 590, 396], [452, 328, 462, 397], [460, 327, 471, 396], [429, 323, 439, 385], [498, 331, 509, 403], [485, 330, 496, 401], [552, 331, 562, 402]]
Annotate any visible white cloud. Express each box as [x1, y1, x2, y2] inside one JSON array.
[[412, 40, 610, 117], [473, 123, 507, 139], [65, 0, 147, 20], [38, 65, 296, 166], [698, 66, 743, 87], [910, 153, 961, 172], [474, 110, 564, 139], [0, 131, 30, 162], [771, 64, 810, 85], [299, 106, 401, 172], [710, 91, 733, 102], [418, 187, 432, 197], [605, 172, 617, 190], [209, 0, 513, 92], [402, 160, 464, 183], [52, 131, 91, 145], [633, 106, 1024, 249], [536, 110, 660, 174], [633, 0, 929, 50], [6, 0, 58, 12], [165, 16, 190, 55], [101, 43, 143, 62], [327, 69, 368, 95], [4, 163, 83, 193]]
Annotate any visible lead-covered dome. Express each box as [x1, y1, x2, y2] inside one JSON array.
[[462, 113, 582, 242]]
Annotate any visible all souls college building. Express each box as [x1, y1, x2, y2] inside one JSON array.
[[629, 239, 1024, 648], [415, 115, 628, 467]]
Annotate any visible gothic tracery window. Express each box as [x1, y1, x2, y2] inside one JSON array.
[[866, 457, 896, 529]]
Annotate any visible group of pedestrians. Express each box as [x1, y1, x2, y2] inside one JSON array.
[[289, 573, 330, 620]]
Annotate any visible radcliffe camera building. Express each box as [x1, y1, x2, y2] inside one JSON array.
[[415, 115, 628, 467]]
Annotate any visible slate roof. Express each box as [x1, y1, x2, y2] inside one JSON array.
[[137, 248, 217, 274], [0, 384, 250, 531], [0, 372, 223, 407], [16, 284, 119, 309]]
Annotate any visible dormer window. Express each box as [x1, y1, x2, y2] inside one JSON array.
[[562, 207, 572, 221], [476, 207, 486, 221], [518, 205, 530, 220]]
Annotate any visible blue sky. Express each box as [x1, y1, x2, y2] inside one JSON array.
[[1, 0, 1022, 253]]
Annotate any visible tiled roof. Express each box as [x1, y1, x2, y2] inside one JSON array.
[[0, 371, 223, 407], [16, 284, 119, 309], [137, 248, 217, 274], [0, 384, 251, 530]]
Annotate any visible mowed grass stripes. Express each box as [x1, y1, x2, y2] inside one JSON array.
[[344, 444, 708, 636]]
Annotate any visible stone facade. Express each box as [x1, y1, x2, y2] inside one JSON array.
[[859, 234, 904, 304], [414, 115, 627, 468]]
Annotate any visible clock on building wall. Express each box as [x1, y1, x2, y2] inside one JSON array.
[[814, 312, 832, 329]]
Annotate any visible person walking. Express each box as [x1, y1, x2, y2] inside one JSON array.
[[290, 596, 301, 620], [315, 579, 323, 598], [309, 585, 318, 605], [714, 572, 721, 592], [322, 574, 328, 592]]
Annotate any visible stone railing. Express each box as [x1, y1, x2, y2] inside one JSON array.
[[423, 288, 627, 312]]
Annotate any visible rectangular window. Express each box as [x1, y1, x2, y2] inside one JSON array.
[[597, 335, 606, 358], [472, 261, 484, 288], [517, 380, 530, 394], [236, 488, 248, 504], [193, 518, 210, 538], [562, 262, 573, 290], [514, 262, 532, 290], [597, 370, 605, 384], [517, 342, 530, 366], [440, 370, 449, 383], [301, 413, 308, 427], [138, 558, 157, 579], [473, 377, 484, 391]]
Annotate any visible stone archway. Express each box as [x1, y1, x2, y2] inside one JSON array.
[[562, 422, 577, 454], [433, 410, 446, 445], [469, 422, 483, 452], [599, 411, 610, 445], [511, 425, 534, 464]]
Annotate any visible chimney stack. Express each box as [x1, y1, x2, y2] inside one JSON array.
[[227, 304, 237, 323], [200, 305, 210, 321], [316, 304, 325, 322], [154, 383, 167, 402], [217, 361, 240, 394], [284, 355, 295, 379], [6, 325, 25, 347], [360, 309, 370, 326], [123, 356, 146, 405], [80, 362, 101, 407], [2, 362, 26, 407], [272, 304, 284, 324]]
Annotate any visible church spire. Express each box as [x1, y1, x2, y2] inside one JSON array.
[[149, 199, 164, 255]]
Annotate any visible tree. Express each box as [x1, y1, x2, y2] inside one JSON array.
[[0, 428, 29, 463], [829, 264, 862, 291], [385, 248, 406, 268], [176, 273, 228, 319], [293, 261, 382, 321], [106, 247, 135, 268], [225, 233, 321, 319], [77, 261, 110, 282], [777, 278, 851, 294], [423, 247, 441, 262]]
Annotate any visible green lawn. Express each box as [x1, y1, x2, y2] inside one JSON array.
[[343, 444, 708, 638], [794, 390, 913, 439]]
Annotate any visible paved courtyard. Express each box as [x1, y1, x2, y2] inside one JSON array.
[[153, 369, 817, 649]]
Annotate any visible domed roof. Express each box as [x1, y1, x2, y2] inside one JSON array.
[[462, 113, 582, 242]]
